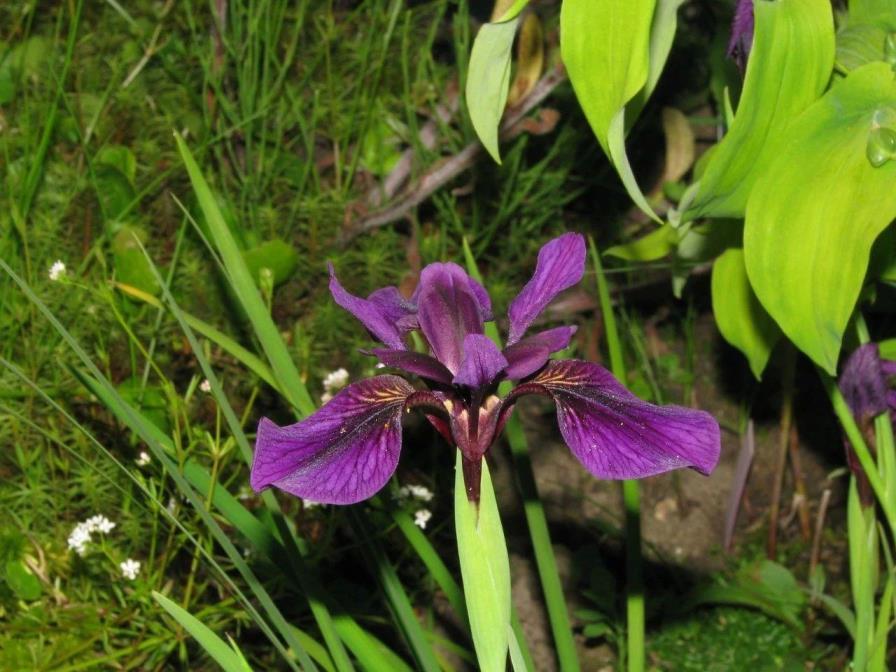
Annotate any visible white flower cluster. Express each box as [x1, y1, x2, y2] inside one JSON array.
[[135, 451, 151, 467], [67, 515, 116, 556], [119, 558, 141, 580], [320, 368, 349, 403], [199, 378, 212, 394], [414, 509, 432, 529], [397, 484, 433, 502], [48, 260, 66, 281]]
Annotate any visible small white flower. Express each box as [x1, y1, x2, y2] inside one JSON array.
[[320, 391, 334, 404], [237, 485, 253, 501], [48, 260, 66, 281], [67, 523, 91, 556], [302, 499, 324, 510], [166, 497, 177, 515], [397, 484, 434, 502], [414, 509, 432, 529], [85, 515, 116, 534], [322, 368, 349, 392], [119, 558, 141, 580], [199, 379, 212, 394], [136, 451, 151, 467], [374, 362, 386, 369]]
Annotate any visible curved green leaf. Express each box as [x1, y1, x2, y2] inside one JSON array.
[[711, 248, 781, 379], [467, 17, 520, 163], [849, 0, 896, 30], [455, 452, 510, 672], [562, 0, 661, 220], [744, 62, 896, 373], [686, 0, 835, 220], [605, 225, 676, 261]]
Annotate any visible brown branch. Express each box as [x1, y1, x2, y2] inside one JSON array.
[[343, 64, 567, 241]]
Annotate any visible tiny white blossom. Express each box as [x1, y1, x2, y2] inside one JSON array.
[[414, 509, 432, 529], [237, 485, 253, 501], [374, 362, 386, 369], [166, 497, 177, 515], [322, 368, 349, 392], [67, 523, 91, 556], [397, 484, 434, 502], [320, 391, 334, 404], [136, 451, 151, 467], [199, 379, 212, 394], [85, 515, 116, 534], [302, 499, 324, 510], [119, 558, 141, 580], [48, 260, 66, 281]]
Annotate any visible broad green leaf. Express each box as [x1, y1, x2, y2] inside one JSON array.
[[96, 164, 137, 226], [562, 0, 660, 220], [112, 226, 161, 297], [744, 62, 896, 373], [455, 452, 510, 672], [492, 0, 530, 22], [640, 0, 687, 108], [686, 0, 835, 220], [711, 248, 781, 379], [242, 239, 298, 287], [4, 560, 41, 601], [836, 23, 889, 72], [849, 0, 896, 30], [96, 145, 137, 185], [153, 591, 252, 672], [605, 225, 676, 261], [467, 18, 520, 163]]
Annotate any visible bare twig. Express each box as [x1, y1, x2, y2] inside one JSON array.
[[809, 488, 832, 580], [768, 345, 797, 560], [344, 64, 567, 240], [724, 420, 755, 553]]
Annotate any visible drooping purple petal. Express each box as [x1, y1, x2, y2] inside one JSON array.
[[507, 233, 586, 345], [453, 334, 508, 388], [523, 360, 720, 479], [839, 343, 889, 422], [728, 0, 754, 71], [369, 348, 453, 385], [328, 264, 415, 350], [250, 375, 414, 504], [416, 263, 486, 374], [503, 326, 577, 379]]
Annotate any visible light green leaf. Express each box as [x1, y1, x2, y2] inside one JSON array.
[[466, 17, 520, 164], [605, 225, 676, 261], [4, 560, 41, 601], [849, 0, 896, 30], [711, 248, 781, 379], [455, 452, 510, 672], [562, 0, 660, 220], [836, 23, 888, 72], [153, 591, 253, 672], [744, 62, 896, 373], [686, 0, 835, 220]]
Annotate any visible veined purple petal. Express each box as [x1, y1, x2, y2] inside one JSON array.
[[507, 233, 586, 345], [329, 264, 414, 350], [503, 326, 577, 379], [251, 375, 414, 504], [453, 334, 508, 388], [416, 263, 486, 374], [839, 343, 889, 421], [525, 360, 720, 479], [412, 263, 493, 322], [369, 348, 453, 384]]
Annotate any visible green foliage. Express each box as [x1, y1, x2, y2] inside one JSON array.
[[744, 62, 896, 373], [454, 452, 510, 672]]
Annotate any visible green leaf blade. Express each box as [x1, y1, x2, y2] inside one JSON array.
[[744, 62, 896, 372]]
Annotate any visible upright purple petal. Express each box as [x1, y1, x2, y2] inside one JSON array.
[[329, 264, 414, 350], [728, 0, 754, 71], [453, 334, 508, 388], [507, 234, 586, 345], [416, 263, 486, 374], [369, 348, 454, 385], [523, 360, 720, 479], [839, 344, 889, 422], [412, 263, 492, 322], [503, 326, 577, 379], [251, 375, 414, 504]]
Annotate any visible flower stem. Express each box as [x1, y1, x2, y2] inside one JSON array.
[[589, 236, 644, 672]]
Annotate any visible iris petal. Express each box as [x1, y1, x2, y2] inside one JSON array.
[[526, 360, 720, 479], [839, 343, 889, 421], [369, 349, 454, 384], [503, 326, 577, 379], [251, 375, 414, 504], [453, 334, 508, 389], [507, 234, 586, 345], [328, 264, 414, 350], [416, 263, 486, 374]]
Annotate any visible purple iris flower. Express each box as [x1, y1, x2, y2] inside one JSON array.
[[728, 0, 755, 71], [838, 343, 896, 503], [250, 233, 721, 504]]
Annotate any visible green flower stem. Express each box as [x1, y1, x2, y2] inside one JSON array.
[[589, 237, 644, 672], [462, 238, 579, 671]]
